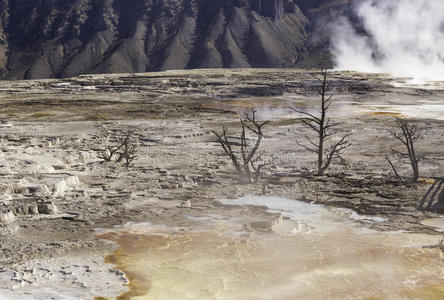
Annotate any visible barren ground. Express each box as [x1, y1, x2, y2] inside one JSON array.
[[0, 69, 443, 299]]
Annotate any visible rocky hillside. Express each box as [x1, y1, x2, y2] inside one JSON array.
[[0, 0, 347, 79]]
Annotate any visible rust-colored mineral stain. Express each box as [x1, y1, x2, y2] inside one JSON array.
[[405, 284, 444, 299], [95, 232, 170, 300], [93, 225, 444, 300], [365, 111, 405, 117], [418, 177, 436, 185], [93, 231, 244, 299]]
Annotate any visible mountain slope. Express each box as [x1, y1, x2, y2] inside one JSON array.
[[0, 0, 345, 79]]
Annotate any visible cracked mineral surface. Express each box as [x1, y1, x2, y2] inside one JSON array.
[[0, 69, 443, 299]]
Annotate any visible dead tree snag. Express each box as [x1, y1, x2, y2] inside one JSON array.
[[212, 109, 269, 183], [98, 131, 138, 168], [386, 118, 422, 183], [290, 69, 351, 175]]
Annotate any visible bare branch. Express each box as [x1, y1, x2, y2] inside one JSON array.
[[292, 69, 351, 175], [97, 131, 138, 168], [296, 139, 318, 153], [212, 108, 270, 183], [301, 119, 320, 133], [389, 146, 404, 156], [385, 154, 406, 183], [289, 106, 322, 124], [304, 135, 319, 149], [321, 133, 352, 173]]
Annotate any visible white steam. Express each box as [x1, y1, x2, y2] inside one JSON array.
[[332, 0, 444, 80]]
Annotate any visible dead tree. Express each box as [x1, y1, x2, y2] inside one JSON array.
[[115, 132, 138, 168], [385, 118, 422, 183], [290, 69, 351, 176], [98, 144, 123, 162], [212, 109, 269, 183], [98, 131, 138, 168]]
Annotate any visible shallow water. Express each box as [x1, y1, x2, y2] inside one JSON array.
[[97, 196, 444, 300]]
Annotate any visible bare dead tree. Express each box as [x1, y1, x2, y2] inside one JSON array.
[[123, 145, 137, 168], [385, 118, 422, 183], [98, 131, 138, 168], [290, 69, 351, 176], [212, 109, 269, 183], [250, 152, 267, 183], [115, 132, 138, 167], [98, 144, 123, 162]]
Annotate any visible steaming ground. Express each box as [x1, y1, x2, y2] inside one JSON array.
[[0, 69, 442, 299], [332, 0, 444, 81]]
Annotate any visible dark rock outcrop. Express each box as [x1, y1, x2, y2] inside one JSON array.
[[0, 0, 346, 79]]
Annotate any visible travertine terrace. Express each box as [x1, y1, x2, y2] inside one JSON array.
[[0, 69, 443, 299]]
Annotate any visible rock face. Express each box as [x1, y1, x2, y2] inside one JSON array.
[[0, 0, 343, 79]]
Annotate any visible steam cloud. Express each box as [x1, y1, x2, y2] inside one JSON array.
[[331, 0, 444, 80]]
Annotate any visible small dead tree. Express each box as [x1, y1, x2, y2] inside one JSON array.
[[290, 69, 351, 176], [385, 118, 422, 183], [98, 131, 138, 168], [97, 144, 122, 162], [212, 109, 269, 183], [115, 133, 138, 168]]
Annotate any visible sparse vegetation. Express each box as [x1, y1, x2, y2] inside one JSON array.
[[1, 69, 444, 299], [212, 108, 269, 183], [97, 131, 138, 168], [85, 113, 110, 121], [385, 117, 423, 183], [0, 184, 27, 194], [290, 69, 351, 176], [29, 112, 56, 119]]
